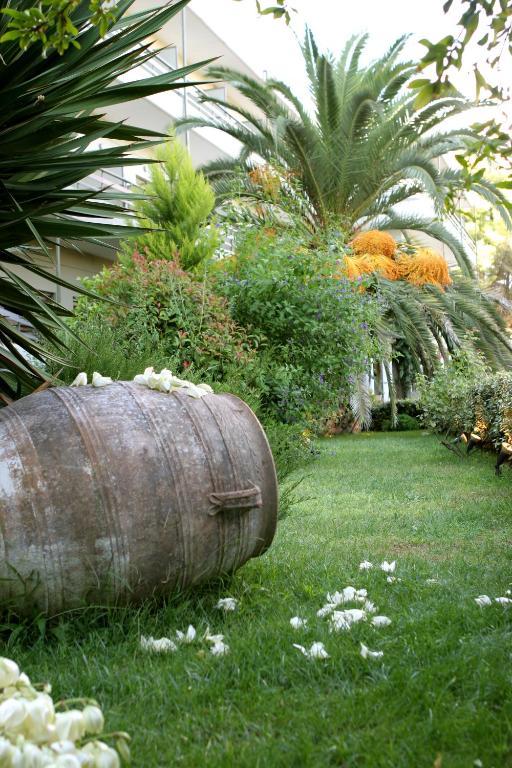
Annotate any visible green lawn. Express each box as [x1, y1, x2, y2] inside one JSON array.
[[7, 432, 512, 767]]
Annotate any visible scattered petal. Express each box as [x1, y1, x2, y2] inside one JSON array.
[[363, 600, 377, 614], [359, 560, 373, 570], [308, 642, 329, 660], [386, 576, 400, 584], [293, 642, 329, 660], [210, 641, 230, 656], [475, 595, 492, 607], [327, 586, 362, 605], [176, 625, 196, 644], [290, 616, 308, 630], [495, 597, 512, 605], [140, 635, 177, 653], [92, 371, 113, 388], [216, 597, 237, 612], [371, 616, 392, 627], [204, 630, 225, 645], [317, 603, 336, 618], [380, 560, 396, 573], [425, 578, 439, 584], [330, 608, 366, 632], [70, 372, 87, 387], [360, 642, 383, 660]]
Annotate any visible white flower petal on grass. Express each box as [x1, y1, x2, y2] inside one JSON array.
[[70, 372, 87, 387], [290, 617, 308, 630], [380, 560, 396, 573], [330, 608, 366, 632], [140, 635, 177, 653], [293, 642, 329, 660], [425, 578, 439, 585], [210, 641, 230, 657], [475, 595, 492, 607], [363, 600, 377, 614], [495, 597, 512, 605], [176, 625, 196, 644], [506, 589, 511, 596], [360, 642, 383, 660], [308, 642, 329, 660], [92, 372, 113, 388], [386, 576, 399, 584], [204, 629, 225, 645], [0, 658, 20, 689], [359, 560, 373, 570], [327, 586, 359, 605], [216, 597, 237, 612], [371, 616, 392, 628], [317, 603, 336, 618]]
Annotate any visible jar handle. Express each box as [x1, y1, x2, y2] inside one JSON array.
[[208, 483, 262, 515]]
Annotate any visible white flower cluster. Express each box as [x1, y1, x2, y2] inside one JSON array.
[[133, 368, 213, 399], [70, 367, 214, 399], [291, 569, 394, 662], [0, 657, 126, 767], [140, 600, 238, 657]]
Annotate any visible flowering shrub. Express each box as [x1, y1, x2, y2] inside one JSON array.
[[418, 349, 512, 449], [76, 253, 256, 381], [0, 657, 127, 766], [216, 230, 381, 424], [416, 349, 488, 435]]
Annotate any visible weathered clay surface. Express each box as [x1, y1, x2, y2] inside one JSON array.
[[0, 383, 277, 614]]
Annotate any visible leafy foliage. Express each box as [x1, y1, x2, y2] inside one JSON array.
[[415, 0, 512, 103], [215, 229, 381, 424], [124, 136, 219, 271], [76, 252, 255, 381], [233, 0, 293, 23], [417, 347, 489, 434], [0, 0, 116, 54], [371, 399, 421, 431]]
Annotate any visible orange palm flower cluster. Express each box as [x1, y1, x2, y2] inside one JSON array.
[[397, 247, 452, 288], [350, 230, 397, 258], [341, 231, 451, 290], [343, 254, 401, 281]]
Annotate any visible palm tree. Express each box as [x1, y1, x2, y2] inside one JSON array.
[[175, 32, 510, 277], [0, 0, 211, 401]]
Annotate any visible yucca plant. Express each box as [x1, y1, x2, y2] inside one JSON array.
[[0, 0, 212, 401], [175, 31, 511, 277]]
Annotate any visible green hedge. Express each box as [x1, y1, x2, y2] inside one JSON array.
[[371, 399, 421, 431]]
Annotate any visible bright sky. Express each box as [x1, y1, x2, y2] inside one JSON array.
[[189, 0, 510, 121]]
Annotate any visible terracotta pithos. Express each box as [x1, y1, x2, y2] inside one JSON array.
[[0, 383, 278, 615]]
